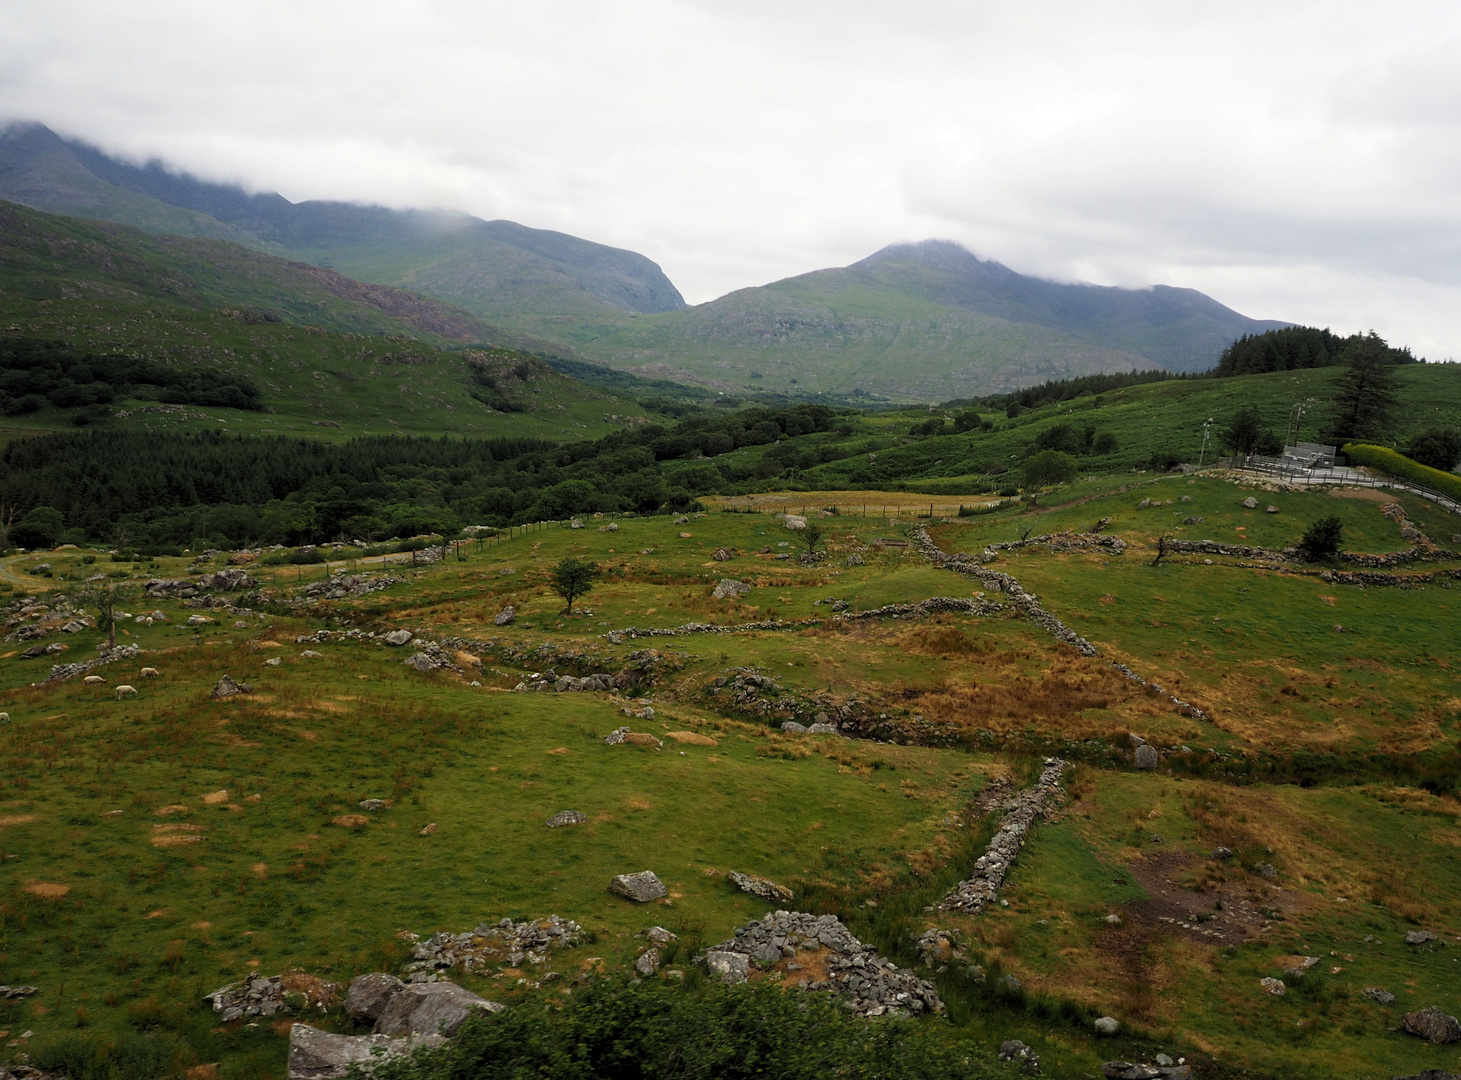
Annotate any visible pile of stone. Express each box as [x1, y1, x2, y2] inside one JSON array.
[[728, 871, 793, 904], [938, 758, 1067, 913], [999, 1040, 1040, 1074], [204, 971, 342, 1021], [45, 643, 141, 683], [514, 668, 618, 692], [835, 596, 1002, 622], [779, 720, 839, 735], [401, 640, 466, 674], [607, 617, 818, 643], [703, 911, 942, 1018], [400, 916, 583, 980], [1101, 1062, 1193, 1079], [712, 579, 752, 599], [144, 568, 253, 598], [299, 574, 404, 601], [913, 928, 966, 970]]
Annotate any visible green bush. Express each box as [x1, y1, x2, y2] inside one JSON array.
[[1298, 515, 1343, 561], [373, 978, 994, 1080], [1342, 443, 1461, 502], [1021, 449, 1079, 487]]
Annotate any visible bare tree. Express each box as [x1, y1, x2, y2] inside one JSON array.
[[0, 502, 16, 550], [1150, 532, 1174, 567]]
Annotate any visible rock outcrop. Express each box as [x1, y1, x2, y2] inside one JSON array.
[[287, 1023, 443, 1080]]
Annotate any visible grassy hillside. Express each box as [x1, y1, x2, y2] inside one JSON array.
[[0, 200, 657, 441], [1, 486, 1458, 1079]]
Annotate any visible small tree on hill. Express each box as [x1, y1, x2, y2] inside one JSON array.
[[1298, 516, 1343, 562], [1021, 449, 1079, 489], [80, 580, 130, 650], [550, 556, 600, 614], [800, 521, 824, 556]]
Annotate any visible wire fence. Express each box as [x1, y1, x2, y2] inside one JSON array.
[[1229, 456, 1461, 516]]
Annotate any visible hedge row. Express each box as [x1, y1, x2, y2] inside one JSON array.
[[1343, 443, 1461, 502]]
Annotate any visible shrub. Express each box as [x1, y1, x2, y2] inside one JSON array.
[[1406, 427, 1461, 472], [1342, 443, 1461, 503], [1298, 516, 1343, 561]]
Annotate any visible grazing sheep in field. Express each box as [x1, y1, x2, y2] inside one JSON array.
[[83, 675, 105, 685], [115, 685, 137, 699], [140, 667, 160, 678], [0, 712, 9, 723]]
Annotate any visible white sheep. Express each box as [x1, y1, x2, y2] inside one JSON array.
[[0, 712, 9, 723], [83, 675, 106, 685], [115, 685, 138, 699], [140, 667, 160, 679]]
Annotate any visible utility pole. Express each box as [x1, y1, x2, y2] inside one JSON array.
[[1197, 418, 1214, 468]]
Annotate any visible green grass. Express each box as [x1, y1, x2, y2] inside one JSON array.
[[3, 493, 1461, 1080]]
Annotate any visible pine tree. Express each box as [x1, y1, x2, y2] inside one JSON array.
[[1326, 332, 1399, 443]]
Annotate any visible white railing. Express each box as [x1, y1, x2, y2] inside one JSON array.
[[1228, 456, 1461, 516]]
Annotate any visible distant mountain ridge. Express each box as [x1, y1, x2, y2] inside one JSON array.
[[0, 121, 1290, 399], [0, 122, 686, 325]]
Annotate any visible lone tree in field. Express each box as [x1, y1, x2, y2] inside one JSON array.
[[1407, 427, 1461, 472], [79, 580, 130, 650], [550, 556, 600, 614], [1298, 516, 1343, 562], [799, 521, 824, 556]]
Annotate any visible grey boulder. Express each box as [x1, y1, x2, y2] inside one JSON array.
[[545, 810, 588, 828], [1363, 986, 1396, 1005], [780, 721, 808, 734], [344, 972, 405, 1024], [287, 1022, 442, 1080], [1102, 1064, 1193, 1080], [374, 981, 504, 1037], [382, 630, 414, 646], [494, 606, 515, 626], [1403, 1006, 1461, 1044], [210, 675, 253, 698], [1405, 929, 1439, 946], [609, 870, 667, 902], [1134, 744, 1160, 770], [704, 950, 750, 984], [1094, 1015, 1120, 1035]]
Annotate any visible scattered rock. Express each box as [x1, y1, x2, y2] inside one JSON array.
[[1210, 846, 1233, 859], [418, 823, 437, 836], [1134, 744, 1160, 770], [806, 722, 839, 735], [998, 1039, 1039, 1073], [1255, 862, 1278, 879], [780, 721, 807, 733], [1363, 986, 1396, 1005], [712, 579, 751, 600], [0, 985, 38, 999], [704, 950, 750, 984], [609, 870, 667, 902], [204, 971, 341, 1022], [570, 519, 584, 529], [1404, 1006, 1461, 1044], [1283, 956, 1320, 978], [401, 916, 583, 978], [1094, 1015, 1120, 1035], [382, 630, 414, 646], [1405, 929, 1439, 946], [1104, 914, 1122, 925], [493, 606, 515, 626], [634, 949, 660, 976], [705, 910, 942, 1017], [1101, 1063, 1193, 1080], [1242, 497, 1259, 509], [359, 799, 388, 812], [1259, 977, 1286, 996], [187, 614, 213, 626], [545, 810, 587, 828], [286, 1022, 443, 1080], [210, 675, 253, 698], [846, 553, 864, 567], [644, 926, 678, 946], [913, 928, 965, 967], [712, 548, 734, 561], [263, 657, 281, 667], [403, 653, 439, 673], [374, 981, 504, 1037], [728, 871, 793, 904], [1266, 505, 1279, 514]]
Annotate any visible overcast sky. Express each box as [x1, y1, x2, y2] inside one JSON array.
[[3, 1, 1461, 356]]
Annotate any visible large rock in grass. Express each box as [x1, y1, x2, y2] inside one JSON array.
[[382, 630, 414, 646], [1134, 744, 1160, 770], [210, 675, 252, 698], [344, 973, 405, 1024], [287, 1022, 442, 1080], [1403, 1005, 1461, 1044], [712, 579, 751, 600], [728, 871, 793, 905], [609, 870, 667, 902], [1101, 1064, 1192, 1080], [704, 950, 750, 984], [374, 981, 503, 1037]]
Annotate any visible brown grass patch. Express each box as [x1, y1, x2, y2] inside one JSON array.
[[252, 862, 269, 878], [0, 814, 36, 826], [665, 731, 717, 745], [155, 805, 191, 816], [624, 797, 653, 811], [623, 733, 663, 747], [546, 747, 570, 755], [201, 790, 230, 804], [23, 881, 69, 899], [332, 815, 369, 829], [186, 1064, 220, 1080], [903, 660, 1130, 738], [256, 640, 283, 648]]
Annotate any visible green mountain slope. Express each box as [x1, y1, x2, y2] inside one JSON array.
[[0, 200, 653, 441], [0, 123, 686, 334], [566, 241, 1288, 400]]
